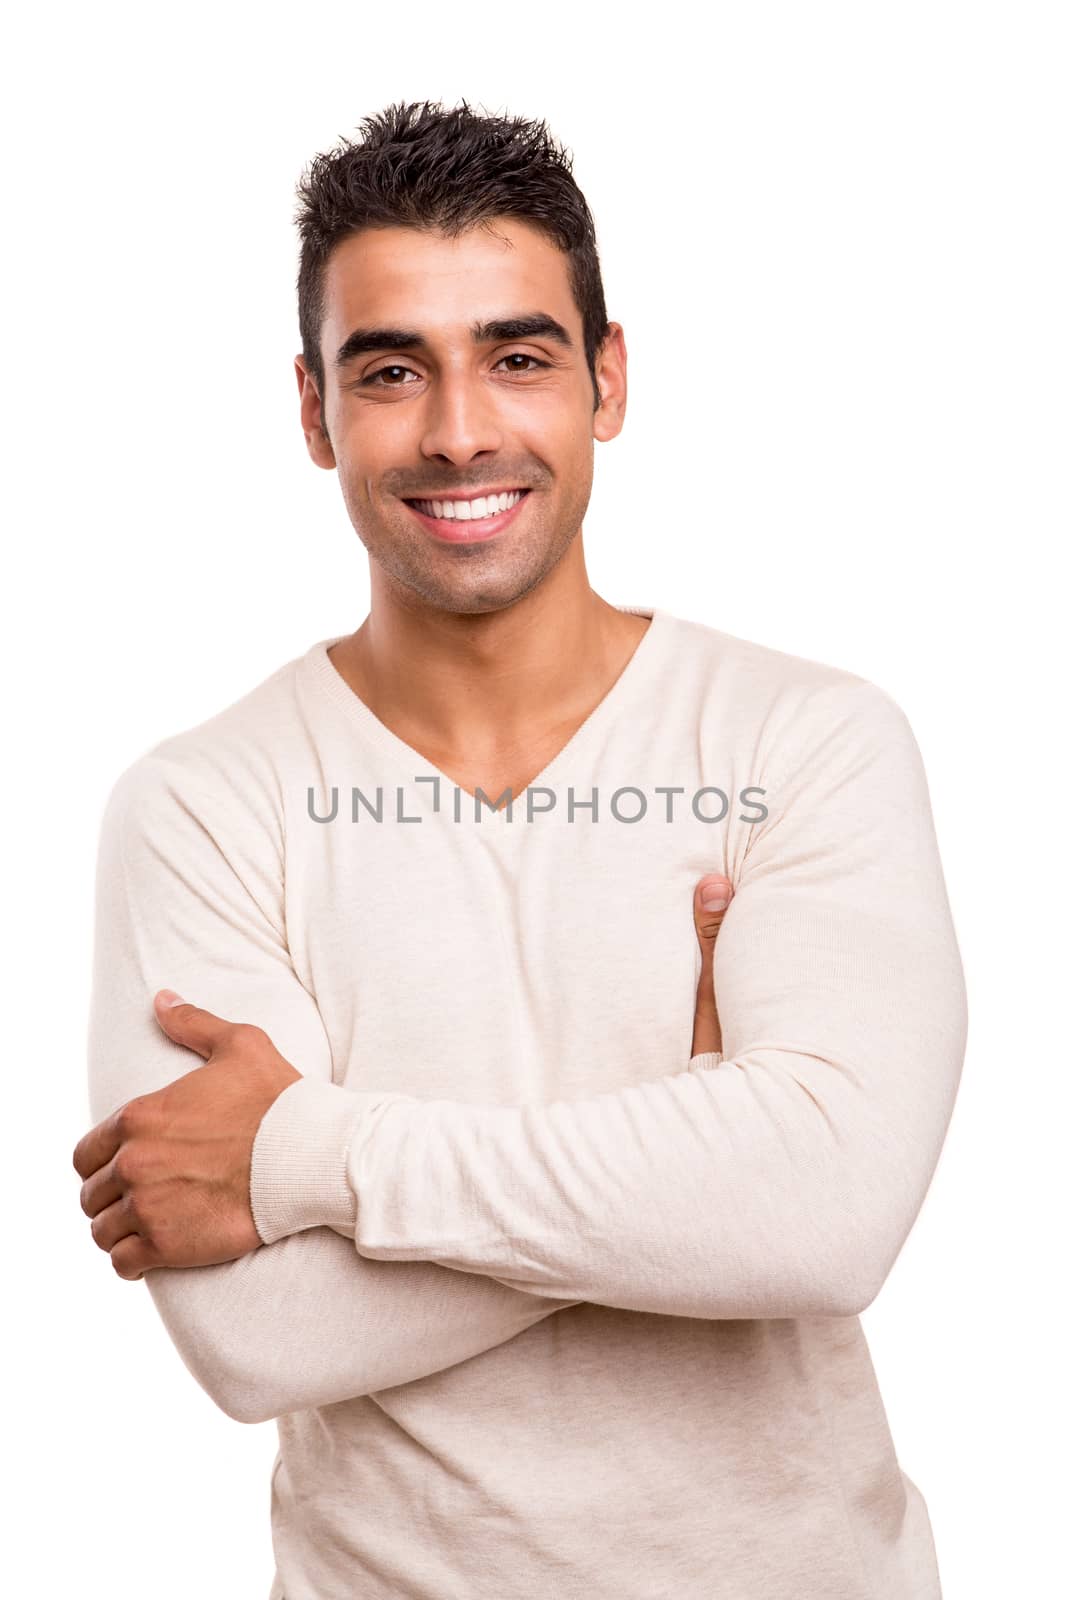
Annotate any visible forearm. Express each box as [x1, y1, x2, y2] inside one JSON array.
[[143, 1226, 576, 1425], [258, 681, 967, 1320], [87, 754, 578, 1425]]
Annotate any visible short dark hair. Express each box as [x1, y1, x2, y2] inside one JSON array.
[[294, 100, 610, 422]]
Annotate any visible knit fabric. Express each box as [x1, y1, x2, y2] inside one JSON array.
[[87, 604, 966, 1599]]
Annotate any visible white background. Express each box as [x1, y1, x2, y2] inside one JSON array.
[[5, 3, 1063, 1595]]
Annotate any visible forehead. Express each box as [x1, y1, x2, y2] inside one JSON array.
[[321, 219, 578, 342]]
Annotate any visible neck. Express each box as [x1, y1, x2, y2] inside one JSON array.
[[328, 551, 648, 761]]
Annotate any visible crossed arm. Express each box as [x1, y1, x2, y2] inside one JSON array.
[[81, 677, 967, 1425], [83, 762, 591, 1423]]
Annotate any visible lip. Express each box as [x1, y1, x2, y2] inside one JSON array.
[[402, 490, 532, 544]]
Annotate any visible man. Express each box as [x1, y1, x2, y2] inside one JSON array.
[[74, 100, 967, 1599]]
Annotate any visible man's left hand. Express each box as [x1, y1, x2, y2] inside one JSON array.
[[73, 992, 302, 1280]]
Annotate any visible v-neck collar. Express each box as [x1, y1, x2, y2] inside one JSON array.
[[300, 603, 672, 820]]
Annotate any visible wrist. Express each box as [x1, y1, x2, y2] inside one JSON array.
[[249, 1076, 364, 1244], [688, 1050, 724, 1070]]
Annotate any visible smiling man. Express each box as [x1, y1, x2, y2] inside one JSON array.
[[301, 213, 649, 806], [76, 100, 967, 1600]]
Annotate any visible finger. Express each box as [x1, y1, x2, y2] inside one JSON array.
[[80, 1158, 124, 1219], [152, 990, 230, 1058], [90, 1194, 140, 1255], [72, 1109, 124, 1181], [691, 874, 734, 1060], [110, 1233, 163, 1282], [693, 874, 733, 942]]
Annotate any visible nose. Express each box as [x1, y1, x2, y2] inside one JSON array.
[[418, 367, 505, 467]]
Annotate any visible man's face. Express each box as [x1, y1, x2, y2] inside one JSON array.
[[296, 219, 626, 615]]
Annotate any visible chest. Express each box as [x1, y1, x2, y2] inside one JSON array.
[[282, 745, 754, 1106]]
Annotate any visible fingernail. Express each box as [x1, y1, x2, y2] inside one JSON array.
[[700, 879, 731, 911], [157, 989, 185, 1006]]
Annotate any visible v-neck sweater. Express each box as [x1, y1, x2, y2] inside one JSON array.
[[86, 603, 967, 1600]]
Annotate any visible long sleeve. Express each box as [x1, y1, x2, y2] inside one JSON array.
[[85, 753, 580, 1426], [257, 677, 968, 1320]]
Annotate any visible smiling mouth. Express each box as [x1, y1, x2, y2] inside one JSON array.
[[402, 489, 531, 521], [400, 488, 533, 543]]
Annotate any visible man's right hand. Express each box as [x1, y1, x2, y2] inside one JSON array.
[[690, 875, 734, 1057]]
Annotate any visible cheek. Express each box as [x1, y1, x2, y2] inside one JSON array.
[[554, 437, 595, 508], [518, 404, 594, 480]]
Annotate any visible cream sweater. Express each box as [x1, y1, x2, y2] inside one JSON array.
[[87, 604, 967, 1599]]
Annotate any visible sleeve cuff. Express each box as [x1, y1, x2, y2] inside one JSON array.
[[250, 1060, 725, 1246], [249, 1075, 367, 1245]]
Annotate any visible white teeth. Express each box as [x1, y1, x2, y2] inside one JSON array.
[[413, 490, 524, 521]]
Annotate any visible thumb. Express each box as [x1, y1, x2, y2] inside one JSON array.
[[152, 989, 231, 1058], [693, 874, 733, 943]]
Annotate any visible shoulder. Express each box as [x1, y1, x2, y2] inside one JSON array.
[[98, 648, 314, 854], [664, 609, 913, 746]]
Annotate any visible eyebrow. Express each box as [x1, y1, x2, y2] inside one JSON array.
[[334, 312, 574, 369]]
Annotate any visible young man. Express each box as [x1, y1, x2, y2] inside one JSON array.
[[74, 101, 967, 1599]]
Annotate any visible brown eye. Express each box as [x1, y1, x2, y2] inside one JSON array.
[[362, 353, 546, 389], [364, 364, 415, 387]]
